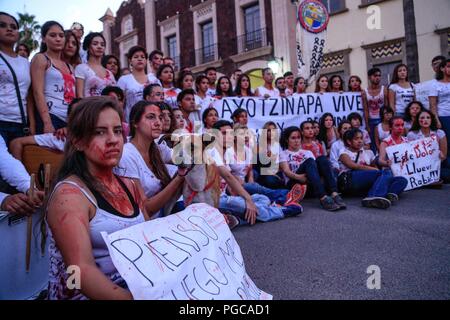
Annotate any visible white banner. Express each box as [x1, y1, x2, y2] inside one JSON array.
[[212, 93, 364, 132], [296, 0, 329, 85], [386, 137, 441, 191], [102, 204, 272, 300]]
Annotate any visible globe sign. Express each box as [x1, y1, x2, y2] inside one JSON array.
[[298, 0, 330, 33]]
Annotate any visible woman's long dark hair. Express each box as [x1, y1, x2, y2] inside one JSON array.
[[410, 110, 439, 132], [63, 30, 81, 67], [403, 101, 424, 122], [234, 74, 254, 97], [281, 126, 301, 150], [55, 96, 124, 195], [102, 54, 121, 81], [317, 112, 335, 145], [129, 100, 171, 187], [390, 63, 409, 85], [82, 32, 106, 60], [315, 75, 329, 93], [40, 21, 64, 53], [329, 75, 344, 91], [216, 76, 234, 97], [202, 107, 219, 128]]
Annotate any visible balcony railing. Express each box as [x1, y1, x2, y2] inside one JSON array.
[[191, 44, 218, 66], [236, 28, 268, 54]]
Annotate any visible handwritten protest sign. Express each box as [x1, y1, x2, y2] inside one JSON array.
[[386, 137, 441, 190], [102, 204, 272, 300], [211, 93, 364, 132]]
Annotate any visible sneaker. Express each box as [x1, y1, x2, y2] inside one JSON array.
[[386, 193, 399, 204], [284, 184, 307, 206], [281, 204, 304, 217], [224, 214, 240, 230], [320, 196, 340, 212], [362, 197, 391, 210], [332, 194, 347, 210]]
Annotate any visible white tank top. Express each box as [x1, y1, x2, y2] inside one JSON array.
[[47, 179, 145, 300], [376, 123, 390, 141], [365, 86, 385, 119], [43, 55, 76, 122]]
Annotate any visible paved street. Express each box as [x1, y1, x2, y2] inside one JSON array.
[[233, 186, 450, 300]]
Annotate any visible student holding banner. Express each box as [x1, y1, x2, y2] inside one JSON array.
[[234, 74, 254, 97], [338, 128, 408, 209], [377, 116, 409, 172], [329, 75, 344, 93], [215, 76, 234, 99], [275, 77, 287, 98], [407, 110, 450, 182], [315, 75, 330, 93], [0, 12, 33, 144], [255, 68, 280, 98], [284, 71, 295, 96], [293, 77, 307, 95]]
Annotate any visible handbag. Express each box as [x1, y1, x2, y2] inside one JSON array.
[[0, 53, 30, 135], [337, 150, 361, 194]]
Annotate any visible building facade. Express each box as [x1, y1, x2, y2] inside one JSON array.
[[100, 0, 450, 88]]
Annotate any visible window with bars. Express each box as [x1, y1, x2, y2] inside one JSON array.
[[201, 21, 215, 61], [244, 4, 262, 50], [167, 35, 177, 59]]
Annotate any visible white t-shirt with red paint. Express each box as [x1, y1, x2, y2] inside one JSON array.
[[279, 148, 315, 183], [75, 63, 116, 97]]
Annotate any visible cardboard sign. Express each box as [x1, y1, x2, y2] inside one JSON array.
[[387, 137, 441, 190], [102, 204, 272, 300]]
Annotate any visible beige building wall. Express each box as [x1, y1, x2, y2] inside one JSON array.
[[278, 0, 450, 87], [414, 0, 450, 81]]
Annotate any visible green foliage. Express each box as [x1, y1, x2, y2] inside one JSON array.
[[17, 12, 41, 52]]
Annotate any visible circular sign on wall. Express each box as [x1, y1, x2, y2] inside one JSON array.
[[298, 0, 330, 34]]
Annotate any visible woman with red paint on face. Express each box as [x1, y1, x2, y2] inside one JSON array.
[[46, 96, 155, 300], [377, 116, 409, 170]]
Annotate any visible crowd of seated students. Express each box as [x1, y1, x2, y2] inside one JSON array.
[[1, 11, 449, 300]]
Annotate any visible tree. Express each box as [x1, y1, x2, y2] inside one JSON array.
[[17, 12, 41, 53], [403, 0, 420, 83]]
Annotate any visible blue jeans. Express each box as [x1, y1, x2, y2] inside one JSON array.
[[257, 172, 286, 190], [439, 116, 450, 164], [368, 118, 381, 153], [347, 169, 407, 197], [35, 113, 67, 134], [219, 194, 284, 225], [0, 121, 28, 147], [288, 157, 337, 198], [243, 182, 289, 204]]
